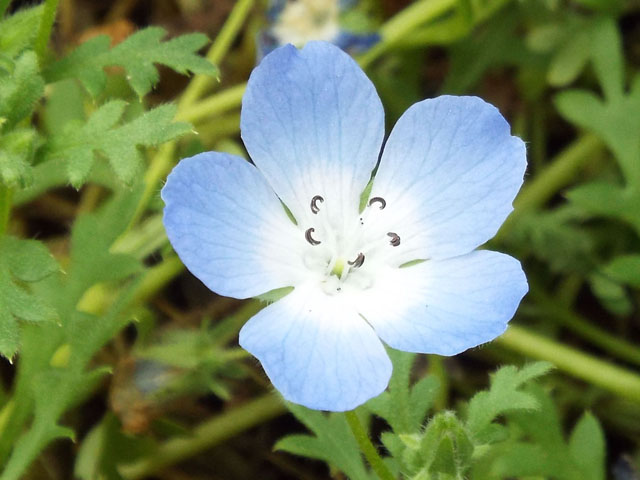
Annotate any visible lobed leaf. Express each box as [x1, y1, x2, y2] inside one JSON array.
[[45, 27, 218, 98], [466, 362, 553, 442], [43, 101, 192, 187]]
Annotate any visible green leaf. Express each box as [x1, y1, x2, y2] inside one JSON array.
[[547, 29, 590, 87], [603, 255, 640, 288], [590, 17, 623, 101], [589, 273, 632, 316], [0, 128, 38, 188], [466, 362, 553, 442], [275, 404, 372, 480], [45, 27, 218, 98], [43, 101, 192, 186], [566, 182, 640, 234], [568, 412, 605, 480], [0, 236, 59, 359], [0, 51, 44, 130], [0, 5, 43, 59]]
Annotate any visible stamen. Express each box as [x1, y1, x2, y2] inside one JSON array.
[[310, 195, 324, 214], [387, 232, 400, 247], [305, 227, 321, 245], [368, 197, 386, 209], [348, 252, 365, 268]]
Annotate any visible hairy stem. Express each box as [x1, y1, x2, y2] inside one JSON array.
[[119, 393, 285, 480], [178, 82, 247, 124], [497, 325, 640, 403], [34, 0, 60, 62], [345, 411, 395, 480]]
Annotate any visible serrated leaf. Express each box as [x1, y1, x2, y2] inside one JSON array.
[[0, 51, 44, 130], [466, 362, 553, 442], [44, 101, 191, 186], [0, 236, 59, 359], [275, 404, 371, 480], [0, 5, 44, 59], [569, 413, 605, 480], [45, 27, 217, 98]]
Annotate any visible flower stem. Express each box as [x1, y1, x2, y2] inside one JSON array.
[[34, 0, 60, 63], [497, 325, 640, 403], [359, 0, 456, 68], [345, 410, 395, 480], [0, 185, 12, 237], [178, 82, 247, 125], [178, 0, 254, 110], [119, 393, 285, 480]]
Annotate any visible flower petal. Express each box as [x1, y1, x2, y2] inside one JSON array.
[[239, 284, 392, 411], [354, 251, 527, 355], [241, 41, 384, 227], [162, 152, 306, 299], [370, 96, 526, 262]]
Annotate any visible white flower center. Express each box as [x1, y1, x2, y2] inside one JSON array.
[[272, 0, 340, 47], [301, 194, 401, 296]]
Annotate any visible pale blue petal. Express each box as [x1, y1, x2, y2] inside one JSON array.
[[239, 284, 392, 411], [354, 251, 527, 355], [162, 152, 307, 299], [370, 96, 526, 262], [241, 41, 384, 227]]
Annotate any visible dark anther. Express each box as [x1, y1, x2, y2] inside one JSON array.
[[305, 228, 321, 246], [387, 232, 400, 247], [310, 195, 324, 214], [348, 252, 365, 268], [368, 197, 386, 209]]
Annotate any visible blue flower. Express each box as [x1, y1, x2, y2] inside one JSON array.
[[258, 0, 379, 59], [162, 42, 528, 412]]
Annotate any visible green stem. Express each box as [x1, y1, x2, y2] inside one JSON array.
[[34, 0, 60, 63], [178, 82, 246, 125], [496, 133, 604, 240], [359, 0, 456, 68], [345, 411, 395, 480], [0, 185, 12, 236], [178, 0, 254, 110], [119, 393, 285, 480], [0, 0, 11, 18], [497, 325, 640, 403]]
